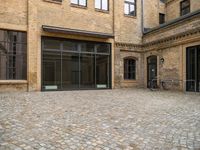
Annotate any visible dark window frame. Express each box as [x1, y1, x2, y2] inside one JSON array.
[[180, 0, 190, 16], [124, 0, 137, 17], [71, 0, 87, 7], [41, 36, 112, 91], [124, 58, 136, 80], [95, 0, 109, 11], [159, 13, 165, 24], [0, 29, 27, 80]]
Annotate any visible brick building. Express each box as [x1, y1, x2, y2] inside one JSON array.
[[0, 0, 199, 92]]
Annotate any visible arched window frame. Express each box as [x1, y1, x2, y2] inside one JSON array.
[[124, 57, 136, 80]]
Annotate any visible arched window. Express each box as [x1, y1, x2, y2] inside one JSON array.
[[124, 58, 136, 80]]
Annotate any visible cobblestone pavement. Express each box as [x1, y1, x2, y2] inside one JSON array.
[[0, 89, 200, 150]]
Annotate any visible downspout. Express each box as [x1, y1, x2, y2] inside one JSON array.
[[141, 0, 144, 34]]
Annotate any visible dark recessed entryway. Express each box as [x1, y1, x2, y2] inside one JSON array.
[[186, 45, 200, 92], [147, 56, 157, 88], [42, 37, 111, 91]]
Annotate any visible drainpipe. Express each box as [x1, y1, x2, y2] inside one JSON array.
[[141, 0, 144, 34]]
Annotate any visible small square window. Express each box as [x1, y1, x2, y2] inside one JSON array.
[[180, 0, 190, 16], [124, 0, 136, 16], [159, 13, 165, 24]]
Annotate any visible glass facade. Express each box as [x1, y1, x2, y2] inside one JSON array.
[[42, 37, 111, 91], [186, 45, 200, 92], [0, 29, 27, 80]]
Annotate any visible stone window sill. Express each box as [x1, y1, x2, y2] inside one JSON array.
[[43, 0, 62, 4], [95, 9, 109, 14], [0, 80, 28, 85], [124, 14, 137, 19], [70, 4, 87, 9]]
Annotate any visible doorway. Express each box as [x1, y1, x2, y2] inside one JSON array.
[[186, 45, 200, 92], [147, 56, 157, 88]]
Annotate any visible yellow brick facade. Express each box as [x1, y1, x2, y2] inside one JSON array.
[[0, 0, 199, 91]]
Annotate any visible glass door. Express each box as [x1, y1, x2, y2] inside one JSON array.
[[147, 56, 157, 88], [186, 45, 200, 92]]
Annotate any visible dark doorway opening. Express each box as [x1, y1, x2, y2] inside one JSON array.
[[186, 45, 200, 92], [147, 56, 157, 88]]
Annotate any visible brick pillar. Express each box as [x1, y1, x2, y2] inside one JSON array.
[[27, 0, 41, 91]]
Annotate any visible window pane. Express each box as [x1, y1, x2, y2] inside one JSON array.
[[43, 51, 61, 90], [102, 0, 108, 10], [81, 43, 94, 52], [79, 0, 86, 6], [124, 59, 136, 80], [71, 0, 78, 4], [0, 30, 27, 80], [62, 53, 79, 89], [181, 0, 189, 8], [80, 54, 95, 88], [95, 0, 101, 9], [96, 55, 109, 88], [96, 44, 110, 53], [124, 3, 129, 15], [130, 4, 135, 15], [0, 30, 5, 41], [127, 0, 135, 3], [182, 7, 190, 15], [63, 41, 78, 51], [43, 39, 60, 50]]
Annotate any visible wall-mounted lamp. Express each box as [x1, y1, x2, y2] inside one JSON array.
[[160, 58, 165, 64]]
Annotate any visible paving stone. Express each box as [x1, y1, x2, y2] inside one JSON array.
[[0, 89, 200, 149]]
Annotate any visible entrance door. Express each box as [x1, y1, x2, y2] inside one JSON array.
[[186, 45, 200, 92], [147, 56, 157, 88]]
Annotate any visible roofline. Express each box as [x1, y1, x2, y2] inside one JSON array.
[[144, 9, 200, 35]]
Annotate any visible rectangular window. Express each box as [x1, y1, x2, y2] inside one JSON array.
[[0, 29, 27, 80], [124, 0, 136, 16], [71, 0, 87, 7], [180, 0, 190, 16], [95, 0, 109, 11], [159, 13, 165, 24], [124, 59, 136, 80]]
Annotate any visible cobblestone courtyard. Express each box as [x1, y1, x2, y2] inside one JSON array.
[[0, 89, 200, 150]]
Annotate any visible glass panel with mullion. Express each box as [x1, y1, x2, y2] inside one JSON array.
[[96, 43, 110, 54], [197, 46, 200, 92], [71, 0, 78, 4], [0, 30, 5, 42], [129, 4, 135, 16], [43, 39, 60, 50], [186, 48, 195, 91], [79, 0, 86, 6], [63, 41, 78, 52], [62, 52, 79, 90], [96, 55, 109, 88], [124, 3, 129, 15], [80, 43, 95, 53], [127, 0, 135, 3], [42, 51, 61, 90], [80, 54, 95, 89], [102, 0, 108, 10], [95, 0, 101, 9], [181, 0, 189, 8], [181, 7, 190, 16]]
